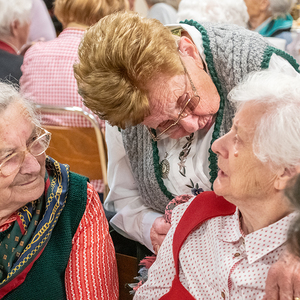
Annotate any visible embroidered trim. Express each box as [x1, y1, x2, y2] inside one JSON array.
[[152, 140, 174, 200], [181, 20, 225, 188], [261, 45, 300, 71]]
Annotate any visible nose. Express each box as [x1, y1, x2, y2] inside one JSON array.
[[211, 133, 229, 158], [179, 115, 199, 133], [19, 152, 42, 175]]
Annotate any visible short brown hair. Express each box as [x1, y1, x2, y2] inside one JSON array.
[[73, 11, 182, 129], [54, 0, 129, 27]]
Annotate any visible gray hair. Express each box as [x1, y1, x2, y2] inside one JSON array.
[[177, 0, 249, 28], [269, 0, 296, 18], [0, 0, 32, 37], [228, 70, 300, 169], [145, 0, 181, 10], [0, 81, 39, 126]]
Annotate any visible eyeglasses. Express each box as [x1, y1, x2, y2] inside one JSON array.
[[147, 57, 200, 141], [0, 127, 51, 177]]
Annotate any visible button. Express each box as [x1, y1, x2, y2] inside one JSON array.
[[234, 253, 240, 257], [221, 291, 225, 298]]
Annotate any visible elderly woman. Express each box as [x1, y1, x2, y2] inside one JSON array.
[[146, 0, 180, 25], [134, 70, 300, 299], [74, 11, 300, 297], [20, 0, 128, 198], [0, 83, 118, 299], [177, 0, 249, 27], [0, 0, 32, 83], [245, 0, 296, 46]]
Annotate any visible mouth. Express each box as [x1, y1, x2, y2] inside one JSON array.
[[217, 165, 227, 178], [198, 115, 214, 130], [20, 178, 37, 186]]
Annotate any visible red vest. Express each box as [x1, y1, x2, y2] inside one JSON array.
[[160, 191, 236, 300]]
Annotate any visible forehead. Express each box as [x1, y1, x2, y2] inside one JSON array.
[[0, 102, 34, 141], [234, 102, 266, 138]]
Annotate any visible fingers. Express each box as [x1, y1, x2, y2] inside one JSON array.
[[153, 244, 160, 255]]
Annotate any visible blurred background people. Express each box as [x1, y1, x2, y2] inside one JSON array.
[[177, 0, 249, 28], [27, 0, 56, 43], [245, 0, 296, 48], [0, 0, 32, 84], [20, 0, 129, 200], [146, 0, 180, 24], [0, 82, 118, 299]]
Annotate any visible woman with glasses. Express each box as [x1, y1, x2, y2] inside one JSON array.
[[0, 83, 118, 299], [74, 11, 300, 297]]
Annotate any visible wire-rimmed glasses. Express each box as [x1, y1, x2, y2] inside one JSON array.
[[0, 127, 51, 176], [147, 57, 200, 141]]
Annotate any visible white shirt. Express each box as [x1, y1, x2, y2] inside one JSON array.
[[104, 23, 300, 251], [134, 199, 297, 300]]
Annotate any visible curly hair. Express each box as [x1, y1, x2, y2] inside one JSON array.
[[73, 11, 182, 128]]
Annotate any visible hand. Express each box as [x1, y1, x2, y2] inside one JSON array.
[[150, 216, 171, 254], [263, 248, 300, 300]]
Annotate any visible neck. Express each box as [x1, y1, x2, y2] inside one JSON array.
[[237, 193, 293, 235], [248, 13, 271, 30], [0, 37, 20, 54], [65, 22, 89, 30]]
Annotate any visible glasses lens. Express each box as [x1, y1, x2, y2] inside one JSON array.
[[29, 132, 51, 156], [179, 94, 200, 115], [1, 153, 24, 176]]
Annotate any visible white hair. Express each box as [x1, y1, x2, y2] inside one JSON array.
[[177, 0, 249, 28], [228, 70, 300, 169], [0, 81, 39, 125], [269, 0, 296, 18], [0, 0, 32, 37]]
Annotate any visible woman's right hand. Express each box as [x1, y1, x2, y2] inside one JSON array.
[[150, 216, 171, 254]]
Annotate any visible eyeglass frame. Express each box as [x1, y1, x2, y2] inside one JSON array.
[[147, 56, 200, 142], [0, 126, 51, 177]]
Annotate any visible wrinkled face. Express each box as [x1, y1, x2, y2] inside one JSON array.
[[143, 54, 220, 139], [244, 0, 267, 19], [0, 102, 46, 212], [212, 102, 277, 205]]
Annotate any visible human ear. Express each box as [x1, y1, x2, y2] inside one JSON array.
[[178, 36, 204, 69], [274, 167, 298, 191], [10, 20, 20, 38]]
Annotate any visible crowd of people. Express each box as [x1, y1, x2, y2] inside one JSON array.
[[0, 0, 300, 299]]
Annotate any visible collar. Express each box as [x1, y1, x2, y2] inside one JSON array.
[[257, 14, 293, 37], [0, 40, 18, 55], [218, 209, 297, 264]]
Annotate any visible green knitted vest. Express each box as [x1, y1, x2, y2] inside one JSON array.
[[3, 172, 88, 300]]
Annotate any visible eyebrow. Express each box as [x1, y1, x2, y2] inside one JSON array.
[[0, 126, 37, 158]]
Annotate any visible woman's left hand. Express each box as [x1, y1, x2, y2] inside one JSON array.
[[263, 249, 300, 299]]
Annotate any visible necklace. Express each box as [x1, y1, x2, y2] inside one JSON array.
[[160, 139, 181, 179], [178, 133, 195, 177]]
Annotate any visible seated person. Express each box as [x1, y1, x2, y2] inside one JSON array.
[[134, 70, 300, 299], [0, 82, 118, 299], [20, 0, 129, 197], [245, 0, 295, 47], [177, 0, 249, 28], [0, 0, 32, 84]]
